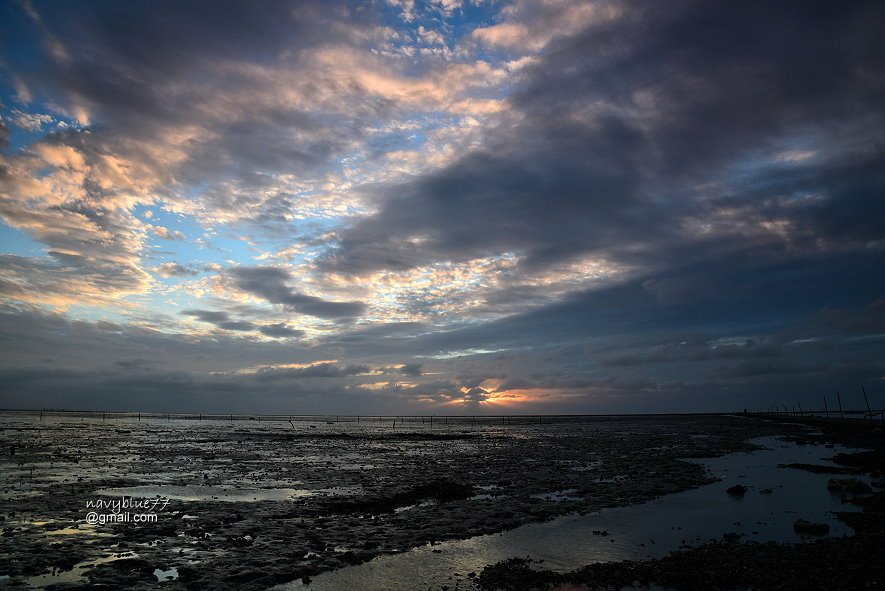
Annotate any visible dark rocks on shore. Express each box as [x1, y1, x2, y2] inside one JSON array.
[[827, 478, 873, 494], [793, 519, 830, 536], [781, 463, 860, 475], [726, 484, 748, 496], [325, 479, 475, 515]]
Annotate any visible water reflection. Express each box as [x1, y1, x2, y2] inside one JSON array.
[[275, 437, 869, 591]]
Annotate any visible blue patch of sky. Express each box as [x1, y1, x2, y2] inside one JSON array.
[[372, 0, 505, 64], [133, 205, 229, 272], [0, 220, 46, 257], [0, 3, 44, 70], [0, 5, 61, 150]]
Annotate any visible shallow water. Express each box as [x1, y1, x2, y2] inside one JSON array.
[[95, 484, 360, 502], [276, 436, 868, 591], [24, 552, 136, 587]]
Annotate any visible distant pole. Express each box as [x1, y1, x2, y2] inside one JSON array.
[[797, 402, 803, 416], [862, 387, 872, 418], [823, 395, 829, 418], [837, 392, 844, 418]]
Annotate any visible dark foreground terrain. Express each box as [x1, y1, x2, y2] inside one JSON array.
[[0, 413, 794, 589], [473, 416, 885, 591]]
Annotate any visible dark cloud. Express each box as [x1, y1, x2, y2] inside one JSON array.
[[0, 122, 9, 149], [398, 363, 423, 376], [216, 320, 256, 332], [182, 309, 230, 324], [254, 363, 371, 381], [462, 387, 489, 401], [181, 309, 254, 332], [321, 0, 885, 277], [154, 262, 198, 277], [258, 323, 304, 338], [229, 267, 366, 319], [114, 358, 154, 370], [1, 0, 883, 414]]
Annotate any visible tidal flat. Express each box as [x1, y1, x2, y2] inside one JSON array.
[[0, 413, 855, 589]]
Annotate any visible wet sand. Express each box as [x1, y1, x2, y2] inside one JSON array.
[[1, 414, 800, 589]]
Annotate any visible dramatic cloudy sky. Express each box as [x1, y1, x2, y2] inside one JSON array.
[[1, 0, 883, 414]]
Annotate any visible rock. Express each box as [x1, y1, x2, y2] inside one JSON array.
[[726, 484, 748, 496], [793, 519, 830, 536], [827, 478, 873, 494]]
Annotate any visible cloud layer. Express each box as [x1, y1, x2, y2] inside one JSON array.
[[1, 0, 883, 413]]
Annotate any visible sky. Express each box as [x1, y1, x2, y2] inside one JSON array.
[[0, 0, 883, 415]]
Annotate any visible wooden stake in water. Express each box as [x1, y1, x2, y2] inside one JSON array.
[[837, 392, 844, 418], [823, 395, 829, 418], [862, 387, 872, 418]]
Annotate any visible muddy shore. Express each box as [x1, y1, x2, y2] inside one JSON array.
[[0, 414, 797, 589], [471, 416, 885, 591]]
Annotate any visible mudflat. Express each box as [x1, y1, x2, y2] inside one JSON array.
[[1, 414, 799, 589]]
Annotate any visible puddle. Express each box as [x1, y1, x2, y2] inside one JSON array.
[[274, 437, 869, 591], [95, 485, 360, 502], [153, 566, 179, 582], [393, 500, 437, 513], [24, 552, 136, 587]]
